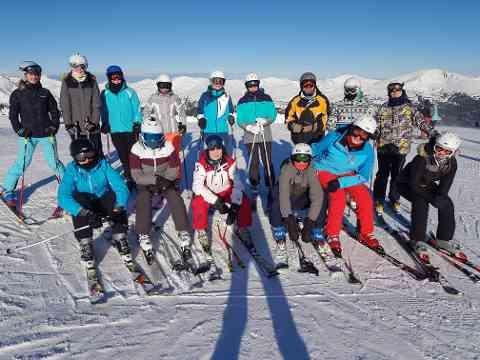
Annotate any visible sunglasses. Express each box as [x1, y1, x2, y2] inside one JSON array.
[[302, 82, 315, 89], [211, 78, 225, 85], [292, 154, 311, 163], [351, 127, 369, 140], [74, 151, 96, 162]]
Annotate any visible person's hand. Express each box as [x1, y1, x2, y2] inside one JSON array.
[[17, 127, 32, 138], [283, 215, 299, 242], [226, 203, 240, 225], [198, 117, 207, 130], [78, 208, 103, 229], [101, 123, 110, 134], [45, 126, 58, 136], [85, 121, 99, 133], [256, 117, 269, 126], [66, 125, 77, 139], [213, 197, 229, 214], [326, 179, 340, 193], [301, 218, 315, 243], [110, 206, 127, 225], [178, 122, 187, 135], [245, 124, 260, 135]]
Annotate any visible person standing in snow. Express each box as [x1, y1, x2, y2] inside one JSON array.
[[60, 53, 103, 155], [196, 71, 235, 150], [285, 72, 330, 145], [327, 77, 374, 131], [236, 73, 277, 206], [129, 120, 193, 262], [142, 74, 186, 182], [396, 133, 462, 262], [191, 135, 254, 253], [269, 143, 326, 267], [312, 115, 381, 255], [57, 138, 130, 270], [373, 81, 432, 214], [100, 65, 142, 190], [0, 61, 65, 212]]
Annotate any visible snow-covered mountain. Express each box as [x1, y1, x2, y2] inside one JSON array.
[[1, 69, 479, 105]]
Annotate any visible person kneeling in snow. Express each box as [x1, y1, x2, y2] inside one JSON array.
[[191, 135, 253, 252], [129, 120, 193, 262], [269, 143, 326, 267], [58, 138, 130, 269], [312, 115, 380, 255], [396, 132, 462, 262]]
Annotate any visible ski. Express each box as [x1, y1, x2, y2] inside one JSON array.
[[0, 196, 27, 225], [215, 220, 246, 272], [84, 262, 106, 304], [311, 242, 360, 283]]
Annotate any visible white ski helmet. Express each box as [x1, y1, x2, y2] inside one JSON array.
[[69, 53, 88, 68], [436, 132, 461, 153], [353, 115, 377, 135], [292, 143, 313, 157], [344, 77, 361, 92], [210, 70, 225, 80], [157, 73, 171, 83], [245, 73, 259, 82], [141, 120, 165, 149]]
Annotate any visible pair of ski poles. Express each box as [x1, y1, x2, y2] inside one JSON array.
[[246, 124, 274, 191]]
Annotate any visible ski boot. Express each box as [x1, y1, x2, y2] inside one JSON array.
[[415, 241, 430, 264], [236, 227, 255, 252], [390, 200, 401, 212], [178, 231, 193, 261], [195, 229, 210, 253], [51, 206, 64, 219], [358, 233, 384, 254], [327, 235, 342, 257], [113, 233, 134, 266], [138, 233, 154, 265], [375, 200, 384, 215], [430, 238, 468, 262], [79, 237, 97, 275]]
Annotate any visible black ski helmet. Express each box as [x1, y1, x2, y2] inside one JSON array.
[[70, 138, 99, 169], [205, 134, 225, 166]]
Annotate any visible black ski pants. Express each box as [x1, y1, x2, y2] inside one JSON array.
[[135, 185, 190, 235], [373, 152, 406, 203], [72, 191, 127, 240], [397, 182, 455, 243], [247, 141, 275, 190], [111, 132, 136, 182]]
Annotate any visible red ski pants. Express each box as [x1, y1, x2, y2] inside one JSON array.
[[191, 189, 251, 230], [317, 171, 374, 237]]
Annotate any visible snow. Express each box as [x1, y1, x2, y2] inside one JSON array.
[[1, 115, 480, 359]]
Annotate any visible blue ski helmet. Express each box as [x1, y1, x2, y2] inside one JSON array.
[[106, 65, 123, 76]]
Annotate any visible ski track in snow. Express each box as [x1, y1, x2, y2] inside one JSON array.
[[0, 115, 480, 359]]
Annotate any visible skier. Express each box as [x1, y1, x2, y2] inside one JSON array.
[[100, 65, 142, 190], [0, 61, 65, 213], [236, 73, 277, 206], [328, 77, 374, 131], [57, 138, 130, 270], [373, 81, 432, 214], [269, 143, 326, 266], [191, 134, 253, 251], [285, 72, 330, 144], [396, 133, 462, 260], [312, 115, 381, 254], [60, 53, 103, 155], [129, 119, 193, 262], [196, 71, 235, 150], [142, 74, 186, 181]]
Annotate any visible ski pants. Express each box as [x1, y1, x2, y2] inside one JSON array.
[[2, 137, 65, 193], [246, 141, 275, 190], [135, 185, 190, 235], [397, 182, 455, 243], [317, 171, 374, 237], [191, 189, 251, 230], [269, 184, 327, 228], [111, 132, 136, 182], [72, 191, 127, 240], [373, 152, 406, 203]]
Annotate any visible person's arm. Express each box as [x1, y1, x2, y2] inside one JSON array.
[[192, 161, 218, 204], [57, 169, 83, 216], [278, 164, 293, 218], [284, 98, 297, 127], [47, 90, 61, 131], [311, 132, 338, 160], [60, 80, 72, 127], [197, 93, 206, 120], [91, 80, 102, 125], [100, 90, 109, 128], [307, 169, 324, 221], [105, 161, 130, 208], [228, 161, 243, 205], [437, 159, 457, 196], [129, 146, 157, 185], [131, 89, 143, 124], [174, 95, 186, 125], [260, 97, 277, 125], [8, 90, 22, 134]]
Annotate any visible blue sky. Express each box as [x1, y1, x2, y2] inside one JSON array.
[[1, 0, 479, 80]]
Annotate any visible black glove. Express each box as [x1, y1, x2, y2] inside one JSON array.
[[17, 127, 32, 138], [155, 176, 174, 191], [133, 123, 141, 136], [101, 123, 110, 134], [287, 121, 295, 132], [283, 215, 299, 242], [228, 114, 235, 126], [226, 203, 240, 225], [213, 197, 229, 214], [326, 179, 340, 193], [178, 122, 187, 135], [110, 206, 127, 225], [66, 125, 78, 139], [45, 126, 57, 136], [78, 208, 103, 229], [301, 218, 315, 243], [85, 121, 99, 133], [198, 117, 207, 130]]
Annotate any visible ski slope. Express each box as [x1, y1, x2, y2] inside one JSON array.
[[0, 115, 479, 359]]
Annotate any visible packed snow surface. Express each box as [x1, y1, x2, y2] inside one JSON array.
[[0, 116, 480, 359]]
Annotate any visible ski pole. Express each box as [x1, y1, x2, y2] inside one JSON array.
[[180, 136, 190, 190], [5, 224, 92, 254], [18, 137, 29, 217], [215, 219, 245, 268], [246, 131, 258, 175], [259, 125, 274, 190]]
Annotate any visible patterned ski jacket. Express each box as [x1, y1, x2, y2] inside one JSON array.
[[143, 91, 185, 134], [328, 92, 374, 131], [192, 152, 243, 205]]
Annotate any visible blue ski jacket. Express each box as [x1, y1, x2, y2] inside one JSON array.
[[197, 86, 234, 134]]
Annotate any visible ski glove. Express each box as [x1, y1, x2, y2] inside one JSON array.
[[178, 123, 187, 135], [78, 208, 103, 229], [65, 125, 78, 139], [245, 124, 261, 135], [17, 127, 32, 138], [283, 215, 299, 242], [100, 123, 110, 134], [85, 121, 99, 133], [213, 198, 230, 214], [228, 115, 235, 127], [198, 117, 207, 130], [326, 179, 340, 193], [256, 117, 269, 126], [301, 218, 315, 243], [226, 203, 240, 225]]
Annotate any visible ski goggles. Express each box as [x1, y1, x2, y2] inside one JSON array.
[[74, 150, 96, 162], [245, 80, 260, 88], [71, 64, 87, 70], [142, 133, 165, 148], [388, 84, 403, 93], [157, 82, 172, 90], [351, 126, 370, 141], [291, 153, 312, 163], [24, 66, 42, 75], [211, 77, 225, 85], [345, 86, 358, 95]]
